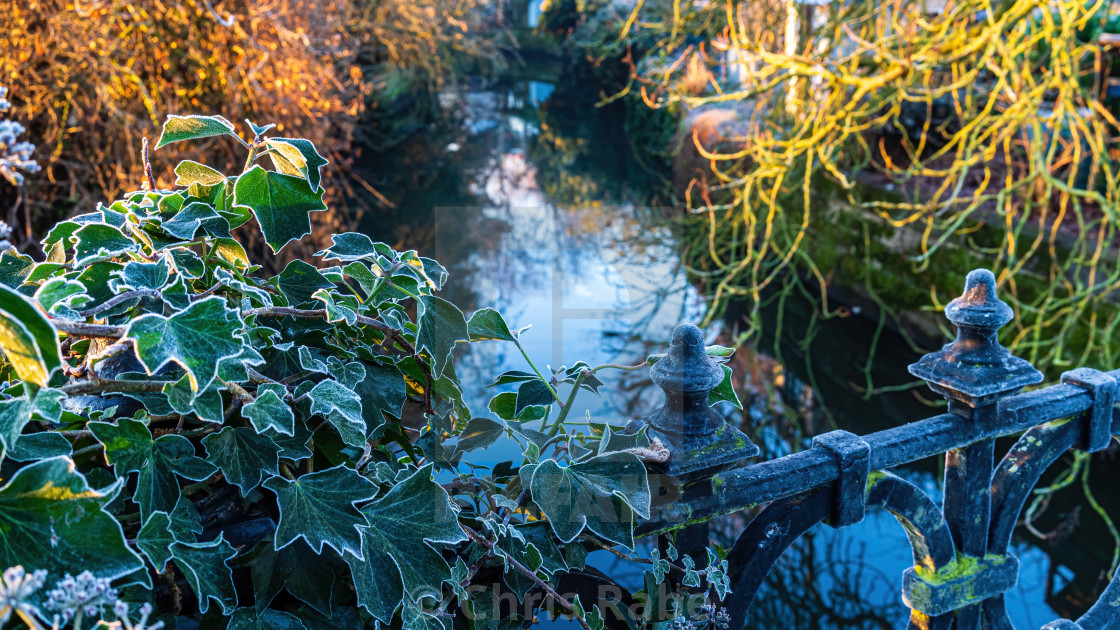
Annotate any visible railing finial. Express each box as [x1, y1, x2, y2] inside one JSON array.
[[909, 268, 1043, 408], [628, 323, 759, 479]]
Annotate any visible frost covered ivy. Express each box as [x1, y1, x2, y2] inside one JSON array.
[[0, 114, 738, 629]]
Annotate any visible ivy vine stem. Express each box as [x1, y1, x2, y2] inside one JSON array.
[[459, 525, 593, 630], [512, 337, 561, 404]]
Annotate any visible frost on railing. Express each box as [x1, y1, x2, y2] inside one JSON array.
[[637, 268, 1120, 629]]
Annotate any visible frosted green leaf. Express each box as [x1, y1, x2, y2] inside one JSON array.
[[0, 456, 145, 581], [155, 114, 239, 149], [0, 283, 62, 393], [308, 379, 366, 447], [708, 364, 742, 409], [467, 308, 516, 342], [233, 165, 327, 253], [313, 289, 357, 326], [276, 259, 333, 307], [161, 201, 227, 240], [170, 535, 238, 615], [243, 387, 295, 436], [452, 417, 505, 456], [124, 296, 246, 392], [266, 137, 329, 191], [529, 453, 651, 548], [110, 258, 171, 292], [515, 379, 553, 416], [246, 538, 335, 616], [137, 511, 175, 572], [34, 277, 90, 316], [202, 426, 282, 496], [89, 416, 218, 518], [315, 232, 392, 262], [72, 223, 135, 266], [174, 160, 226, 187], [347, 465, 466, 622], [416, 295, 468, 377], [263, 464, 378, 559]]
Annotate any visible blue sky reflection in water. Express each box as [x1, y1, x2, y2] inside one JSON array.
[[392, 82, 1068, 628]]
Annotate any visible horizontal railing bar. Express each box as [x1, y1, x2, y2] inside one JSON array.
[[637, 370, 1119, 536]]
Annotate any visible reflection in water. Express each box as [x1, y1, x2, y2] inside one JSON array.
[[353, 66, 1091, 626]]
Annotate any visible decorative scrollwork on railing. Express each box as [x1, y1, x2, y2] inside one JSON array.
[[632, 269, 1120, 629]]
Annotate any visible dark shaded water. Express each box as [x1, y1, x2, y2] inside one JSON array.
[[354, 66, 1108, 627]]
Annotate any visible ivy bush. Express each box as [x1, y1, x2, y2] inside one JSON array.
[[0, 114, 738, 629]]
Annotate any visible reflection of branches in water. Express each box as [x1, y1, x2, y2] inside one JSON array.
[[747, 530, 902, 630]]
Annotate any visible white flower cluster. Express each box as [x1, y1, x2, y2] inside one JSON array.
[[0, 86, 40, 187], [44, 571, 118, 623], [0, 566, 163, 630]]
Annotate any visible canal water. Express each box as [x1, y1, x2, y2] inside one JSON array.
[[355, 67, 1093, 627]]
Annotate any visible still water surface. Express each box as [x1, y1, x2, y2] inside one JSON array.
[[356, 72, 1079, 628]]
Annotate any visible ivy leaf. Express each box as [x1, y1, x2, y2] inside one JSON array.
[[233, 165, 327, 253], [467, 308, 517, 342], [308, 379, 366, 447], [416, 295, 469, 378], [347, 465, 466, 623], [243, 387, 296, 436], [276, 259, 333, 307], [452, 418, 505, 456], [0, 249, 34, 288], [487, 392, 547, 422], [6, 431, 71, 461], [313, 289, 358, 326], [174, 160, 226, 187], [266, 138, 329, 191], [111, 258, 171, 292], [72, 223, 135, 266], [137, 511, 176, 572], [315, 232, 392, 262], [161, 201, 226, 240], [202, 427, 282, 497], [515, 380, 554, 416], [171, 535, 238, 615], [89, 417, 218, 518], [708, 364, 742, 409], [0, 283, 62, 393], [529, 453, 651, 548], [0, 456, 145, 580], [246, 538, 336, 617], [124, 296, 246, 392], [155, 114, 239, 149], [263, 464, 378, 559], [229, 608, 308, 630]]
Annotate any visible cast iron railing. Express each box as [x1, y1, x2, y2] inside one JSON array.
[[629, 268, 1120, 629]]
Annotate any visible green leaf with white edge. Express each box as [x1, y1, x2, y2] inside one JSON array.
[[266, 137, 329, 191], [708, 364, 742, 409], [528, 452, 651, 548], [0, 248, 34, 288], [170, 535, 238, 615], [313, 289, 358, 326], [155, 114, 239, 149], [263, 464, 379, 559], [315, 232, 392, 262], [72, 223, 136, 266], [402, 603, 451, 630], [243, 386, 296, 436], [0, 283, 62, 393], [6, 431, 71, 461], [246, 120, 277, 138], [276, 259, 333, 307], [515, 379, 554, 417], [347, 465, 466, 622], [246, 538, 335, 617], [34, 276, 90, 316], [488, 392, 548, 422], [453, 417, 505, 456], [0, 397, 30, 454], [228, 607, 308, 630], [308, 379, 366, 447], [0, 456, 145, 580], [202, 426, 282, 497], [137, 511, 176, 572], [125, 296, 246, 392], [467, 308, 517, 342], [110, 257, 171, 292], [233, 165, 327, 254], [89, 416, 218, 519], [417, 295, 469, 378], [161, 201, 226, 240], [174, 160, 226, 187]]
